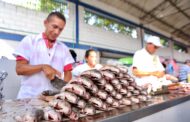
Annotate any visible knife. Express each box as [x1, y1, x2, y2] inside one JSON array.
[[50, 76, 67, 90]]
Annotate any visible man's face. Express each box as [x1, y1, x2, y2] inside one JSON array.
[[44, 16, 65, 42], [146, 43, 159, 54]]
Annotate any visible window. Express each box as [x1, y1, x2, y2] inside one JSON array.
[[2, 0, 69, 18], [173, 43, 187, 53], [84, 10, 137, 39], [144, 32, 169, 47], [160, 38, 169, 47]]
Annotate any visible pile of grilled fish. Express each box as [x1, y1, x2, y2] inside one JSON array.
[[15, 65, 150, 122]]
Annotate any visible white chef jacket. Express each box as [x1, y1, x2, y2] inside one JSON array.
[[13, 33, 74, 99], [132, 48, 165, 88], [72, 63, 102, 77]]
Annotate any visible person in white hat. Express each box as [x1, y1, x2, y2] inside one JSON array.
[[132, 36, 166, 91]]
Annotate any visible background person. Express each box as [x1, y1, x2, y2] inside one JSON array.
[[132, 36, 166, 91], [72, 49, 102, 77], [179, 59, 190, 82]]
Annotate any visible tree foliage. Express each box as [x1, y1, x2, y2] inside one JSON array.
[[173, 43, 187, 53], [84, 10, 137, 38], [39, 0, 67, 14]]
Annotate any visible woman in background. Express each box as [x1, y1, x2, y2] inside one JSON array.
[[72, 49, 102, 77]]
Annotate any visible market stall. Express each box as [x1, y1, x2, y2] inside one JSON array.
[[1, 65, 190, 122], [1, 94, 190, 122]]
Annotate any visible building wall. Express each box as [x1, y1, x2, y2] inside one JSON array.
[[80, 0, 190, 61], [0, 1, 189, 61], [79, 7, 141, 53], [0, 1, 76, 42]]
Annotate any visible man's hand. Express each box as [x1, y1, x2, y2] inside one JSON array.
[[42, 65, 61, 80], [16, 60, 61, 80], [64, 70, 72, 82], [152, 71, 165, 78], [132, 67, 165, 78]]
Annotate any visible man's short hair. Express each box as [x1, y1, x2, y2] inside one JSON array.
[[85, 49, 96, 58], [47, 11, 66, 23]]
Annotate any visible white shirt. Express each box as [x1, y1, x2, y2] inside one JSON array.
[[13, 33, 74, 99], [132, 48, 165, 88], [72, 63, 102, 77]]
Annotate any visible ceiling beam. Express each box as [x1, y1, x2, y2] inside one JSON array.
[[140, 0, 167, 20], [121, 0, 174, 29], [156, 7, 190, 19], [142, 8, 190, 25], [166, 0, 190, 36], [142, 7, 190, 25], [121, 0, 190, 41], [172, 22, 190, 34], [166, 0, 190, 20], [142, 9, 184, 25]]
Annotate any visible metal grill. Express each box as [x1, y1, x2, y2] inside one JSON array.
[[0, 71, 8, 100]]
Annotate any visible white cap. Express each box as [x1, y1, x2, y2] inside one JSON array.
[[146, 36, 162, 47]]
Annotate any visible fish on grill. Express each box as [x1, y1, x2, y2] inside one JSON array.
[[43, 107, 62, 121], [55, 91, 79, 104], [81, 69, 102, 81]]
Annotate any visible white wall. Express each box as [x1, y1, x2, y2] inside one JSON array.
[[173, 50, 190, 62], [0, 1, 76, 42], [80, 0, 190, 61], [0, 39, 18, 59], [156, 48, 173, 58], [155, 40, 173, 58], [80, 0, 140, 24], [0, 1, 189, 62], [79, 6, 141, 53], [81, 0, 189, 46]]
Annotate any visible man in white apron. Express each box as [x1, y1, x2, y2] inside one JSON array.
[[14, 12, 74, 99], [132, 36, 167, 91]]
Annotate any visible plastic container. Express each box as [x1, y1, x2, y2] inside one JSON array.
[[188, 73, 190, 83]]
